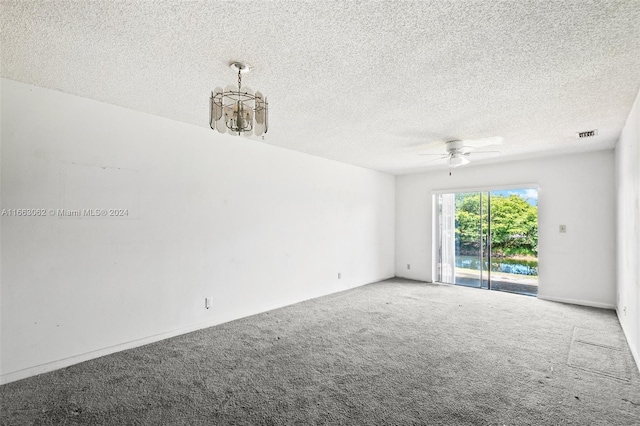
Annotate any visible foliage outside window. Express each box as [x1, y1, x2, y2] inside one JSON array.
[[455, 193, 538, 259]]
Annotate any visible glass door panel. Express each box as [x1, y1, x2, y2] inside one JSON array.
[[487, 189, 539, 296], [437, 192, 487, 288], [453, 192, 485, 288]]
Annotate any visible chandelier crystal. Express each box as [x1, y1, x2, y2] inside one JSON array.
[[210, 61, 268, 136]]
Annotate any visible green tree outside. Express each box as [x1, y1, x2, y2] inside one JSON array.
[[455, 193, 538, 258]]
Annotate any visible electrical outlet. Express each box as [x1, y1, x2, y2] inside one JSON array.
[[338, 273, 341, 279], [407, 264, 411, 270]]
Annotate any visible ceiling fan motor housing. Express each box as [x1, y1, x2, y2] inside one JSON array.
[[446, 140, 465, 153]]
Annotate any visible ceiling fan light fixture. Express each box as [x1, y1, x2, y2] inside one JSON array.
[[210, 61, 268, 137], [449, 154, 469, 168]]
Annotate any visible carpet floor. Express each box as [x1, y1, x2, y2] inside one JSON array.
[[1, 279, 639, 425]]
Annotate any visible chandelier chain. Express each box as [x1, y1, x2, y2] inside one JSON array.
[[238, 69, 242, 90]]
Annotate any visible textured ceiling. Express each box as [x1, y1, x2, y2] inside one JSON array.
[[2, 1, 640, 174]]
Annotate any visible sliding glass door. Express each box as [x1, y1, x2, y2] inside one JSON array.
[[436, 188, 538, 296]]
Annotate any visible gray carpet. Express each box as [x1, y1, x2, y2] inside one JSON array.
[[567, 326, 632, 382], [1, 279, 639, 425]]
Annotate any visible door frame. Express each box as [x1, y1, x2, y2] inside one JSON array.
[[431, 183, 540, 292]]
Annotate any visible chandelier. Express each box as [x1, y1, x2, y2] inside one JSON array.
[[210, 61, 268, 136]]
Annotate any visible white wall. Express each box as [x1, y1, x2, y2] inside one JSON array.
[[615, 88, 640, 369], [0, 79, 395, 384], [396, 150, 616, 309]]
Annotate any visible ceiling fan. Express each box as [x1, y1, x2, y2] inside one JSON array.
[[420, 137, 502, 173]]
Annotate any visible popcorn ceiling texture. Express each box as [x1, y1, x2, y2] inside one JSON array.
[[2, 0, 640, 174]]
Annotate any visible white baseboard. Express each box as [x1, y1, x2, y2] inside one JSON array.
[[617, 309, 640, 373], [537, 294, 615, 310], [0, 310, 262, 385], [393, 274, 432, 283], [1, 277, 387, 386]]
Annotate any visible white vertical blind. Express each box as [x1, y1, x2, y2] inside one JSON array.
[[441, 193, 456, 283]]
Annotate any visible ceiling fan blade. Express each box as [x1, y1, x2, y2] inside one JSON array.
[[462, 136, 504, 148], [423, 156, 449, 164], [470, 150, 501, 158]]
